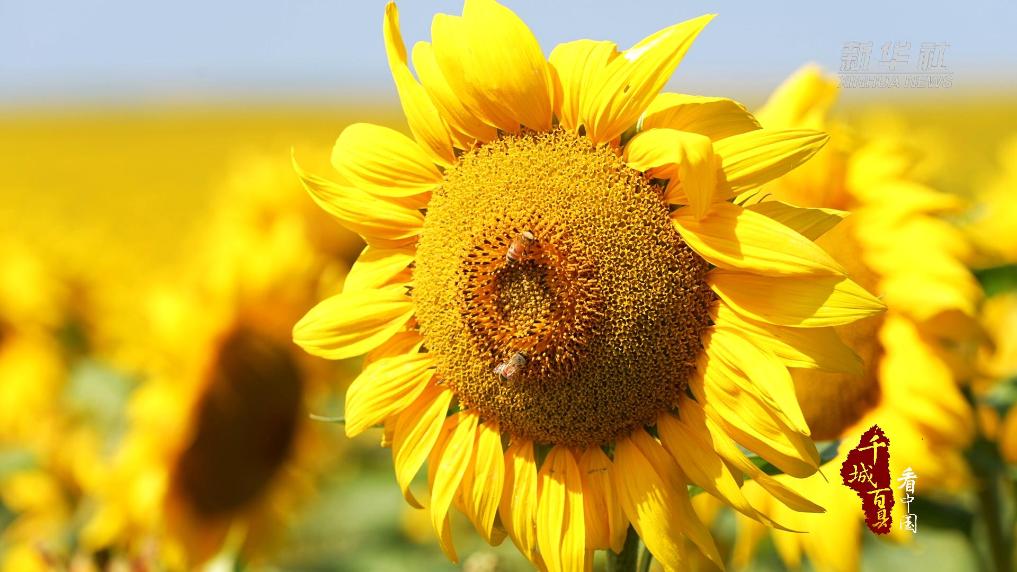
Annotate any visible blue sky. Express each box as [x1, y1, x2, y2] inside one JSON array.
[[2, 0, 1014, 107]]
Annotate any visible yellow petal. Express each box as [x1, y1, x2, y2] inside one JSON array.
[[714, 129, 829, 196], [691, 331, 819, 478], [624, 128, 716, 218], [674, 201, 846, 275], [293, 283, 414, 360], [658, 412, 756, 511], [431, 0, 553, 132], [582, 14, 714, 144], [713, 303, 863, 374], [459, 420, 505, 544], [412, 40, 498, 145], [293, 156, 423, 248], [345, 352, 435, 437], [756, 64, 839, 130], [693, 330, 808, 453], [364, 330, 424, 366], [614, 430, 722, 569], [577, 447, 628, 553], [658, 411, 794, 531], [383, 2, 455, 166], [709, 270, 885, 327], [429, 411, 478, 562], [881, 273, 978, 322], [693, 398, 824, 513], [332, 122, 441, 208], [392, 381, 453, 508], [343, 245, 415, 293], [710, 328, 809, 435], [548, 39, 619, 131], [537, 447, 586, 572], [880, 315, 974, 441], [500, 440, 542, 565], [746, 200, 847, 241], [641, 92, 761, 140]]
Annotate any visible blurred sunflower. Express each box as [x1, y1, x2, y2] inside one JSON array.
[[968, 135, 1017, 464], [966, 136, 1017, 265], [82, 152, 358, 569], [979, 292, 1017, 464], [717, 66, 983, 572], [0, 242, 107, 571], [292, 2, 884, 570]]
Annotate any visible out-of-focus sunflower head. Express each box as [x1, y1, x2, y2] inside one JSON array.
[[82, 150, 357, 569], [753, 64, 852, 210], [0, 240, 69, 444], [968, 135, 1017, 264], [710, 63, 985, 572], [0, 242, 114, 570]]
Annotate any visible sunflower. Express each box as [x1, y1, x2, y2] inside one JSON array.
[[81, 152, 357, 569], [711, 66, 983, 572], [968, 135, 1017, 465], [292, 3, 884, 570], [0, 242, 109, 571]]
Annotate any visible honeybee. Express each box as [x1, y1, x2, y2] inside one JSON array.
[[506, 230, 536, 262], [493, 351, 529, 380]]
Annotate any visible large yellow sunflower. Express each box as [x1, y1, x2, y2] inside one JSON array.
[[713, 66, 983, 572], [82, 151, 358, 569], [293, 3, 885, 570]]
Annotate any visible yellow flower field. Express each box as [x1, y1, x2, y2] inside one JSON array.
[[1, 2, 1016, 571]]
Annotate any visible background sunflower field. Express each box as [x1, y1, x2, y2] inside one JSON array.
[[1, 1, 1016, 571]]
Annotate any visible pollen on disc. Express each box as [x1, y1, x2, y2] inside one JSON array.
[[413, 129, 715, 448]]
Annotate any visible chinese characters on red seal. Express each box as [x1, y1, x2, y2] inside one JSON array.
[[841, 425, 895, 534]]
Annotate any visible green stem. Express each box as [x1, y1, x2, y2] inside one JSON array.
[[962, 386, 1013, 572], [637, 543, 653, 572], [976, 466, 1010, 572], [606, 527, 640, 572]]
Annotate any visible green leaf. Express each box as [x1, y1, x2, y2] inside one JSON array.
[[0, 448, 37, 479], [982, 375, 1017, 414], [974, 263, 1017, 298]]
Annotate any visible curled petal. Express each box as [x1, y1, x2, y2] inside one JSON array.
[[549, 39, 619, 131], [746, 200, 847, 241], [672, 201, 846, 275], [715, 129, 829, 196], [625, 128, 716, 218], [392, 382, 453, 508], [343, 245, 414, 293], [536, 447, 586, 572], [345, 352, 435, 437], [709, 270, 885, 328], [293, 156, 423, 248], [383, 2, 455, 166], [431, 0, 553, 132], [332, 122, 442, 208], [582, 14, 714, 144], [641, 92, 761, 140], [292, 283, 414, 360]]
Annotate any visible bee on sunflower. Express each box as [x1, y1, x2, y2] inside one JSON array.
[[82, 152, 359, 569], [699, 65, 985, 572], [292, 3, 885, 570]]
